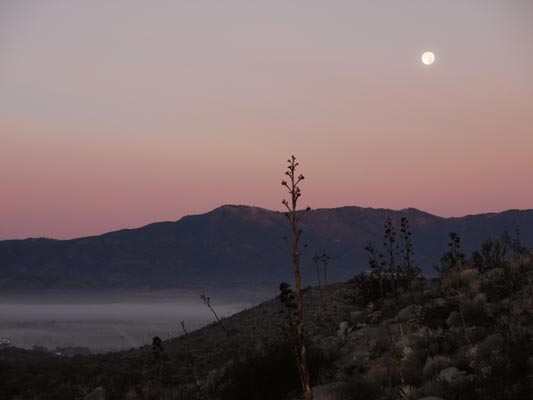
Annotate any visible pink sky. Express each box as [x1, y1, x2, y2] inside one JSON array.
[[1, 1, 532, 239]]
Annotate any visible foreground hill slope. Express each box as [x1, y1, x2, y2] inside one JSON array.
[[1, 205, 532, 288], [2, 249, 533, 400]]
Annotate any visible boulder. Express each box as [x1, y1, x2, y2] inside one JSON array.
[[474, 292, 487, 303], [397, 305, 422, 322], [337, 321, 350, 339], [438, 366, 465, 384], [349, 310, 365, 324], [446, 311, 461, 327], [339, 321, 349, 331], [433, 297, 448, 307]]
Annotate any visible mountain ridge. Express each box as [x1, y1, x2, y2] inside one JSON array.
[[1, 205, 532, 290]]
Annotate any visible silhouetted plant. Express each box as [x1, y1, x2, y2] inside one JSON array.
[[350, 273, 384, 304], [312, 254, 323, 287], [365, 242, 386, 302], [151, 336, 164, 383], [279, 282, 298, 336], [437, 232, 470, 342], [200, 293, 230, 339], [312, 252, 330, 287], [383, 217, 402, 306], [436, 232, 465, 275], [281, 155, 313, 400], [363, 217, 419, 309], [504, 226, 529, 256], [474, 237, 508, 272], [399, 217, 420, 282]]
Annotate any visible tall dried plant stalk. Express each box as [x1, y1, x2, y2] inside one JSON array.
[[281, 155, 313, 400]]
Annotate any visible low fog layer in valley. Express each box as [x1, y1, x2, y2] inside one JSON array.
[[0, 284, 276, 352]]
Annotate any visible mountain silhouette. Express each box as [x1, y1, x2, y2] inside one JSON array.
[[1, 205, 532, 289]]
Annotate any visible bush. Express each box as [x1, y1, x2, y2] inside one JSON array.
[[213, 342, 335, 400]]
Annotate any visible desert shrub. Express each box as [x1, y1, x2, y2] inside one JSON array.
[[466, 336, 532, 400], [462, 298, 491, 326], [344, 376, 382, 400], [441, 264, 480, 292], [213, 342, 335, 400], [366, 361, 401, 387], [213, 343, 300, 400], [422, 301, 457, 329], [396, 282, 430, 310], [481, 269, 513, 302], [350, 273, 384, 305], [368, 336, 390, 360], [416, 378, 454, 399], [410, 334, 460, 366], [436, 232, 465, 276], [422, 355, 452, 377], [477, 237, 508, 272], [400, 352, 424, 385]]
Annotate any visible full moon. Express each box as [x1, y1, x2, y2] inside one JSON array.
[[421, 51, 436, 65]]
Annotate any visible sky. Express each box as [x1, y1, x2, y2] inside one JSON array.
[[1, 1, 532, 240]]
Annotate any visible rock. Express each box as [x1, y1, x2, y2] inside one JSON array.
[[446, 311, 461, 327], [337, 321, 350, 339], [433, 297, 448, 307], [474, 292, 487, 303], [84, 387, 106, 400], [395, 335, 415, 351], [398, 305, 422, 322], [438, 366, 465, 384], [419, 397, 445, 400], [349, 310, 365, 324], [460, 268, 479, 280]]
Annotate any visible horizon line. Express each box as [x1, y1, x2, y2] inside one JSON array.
[[2, 204, 531, 242]]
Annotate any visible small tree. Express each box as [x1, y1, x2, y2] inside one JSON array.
[[281, 155, 313, 400]]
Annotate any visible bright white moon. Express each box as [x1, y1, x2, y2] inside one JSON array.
[[421, 51, 436, 65]]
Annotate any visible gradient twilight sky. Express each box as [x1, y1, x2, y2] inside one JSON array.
[[1, 1, 532, 240]]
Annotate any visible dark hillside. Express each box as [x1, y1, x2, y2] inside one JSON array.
[[1, 206, 532, 289]]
